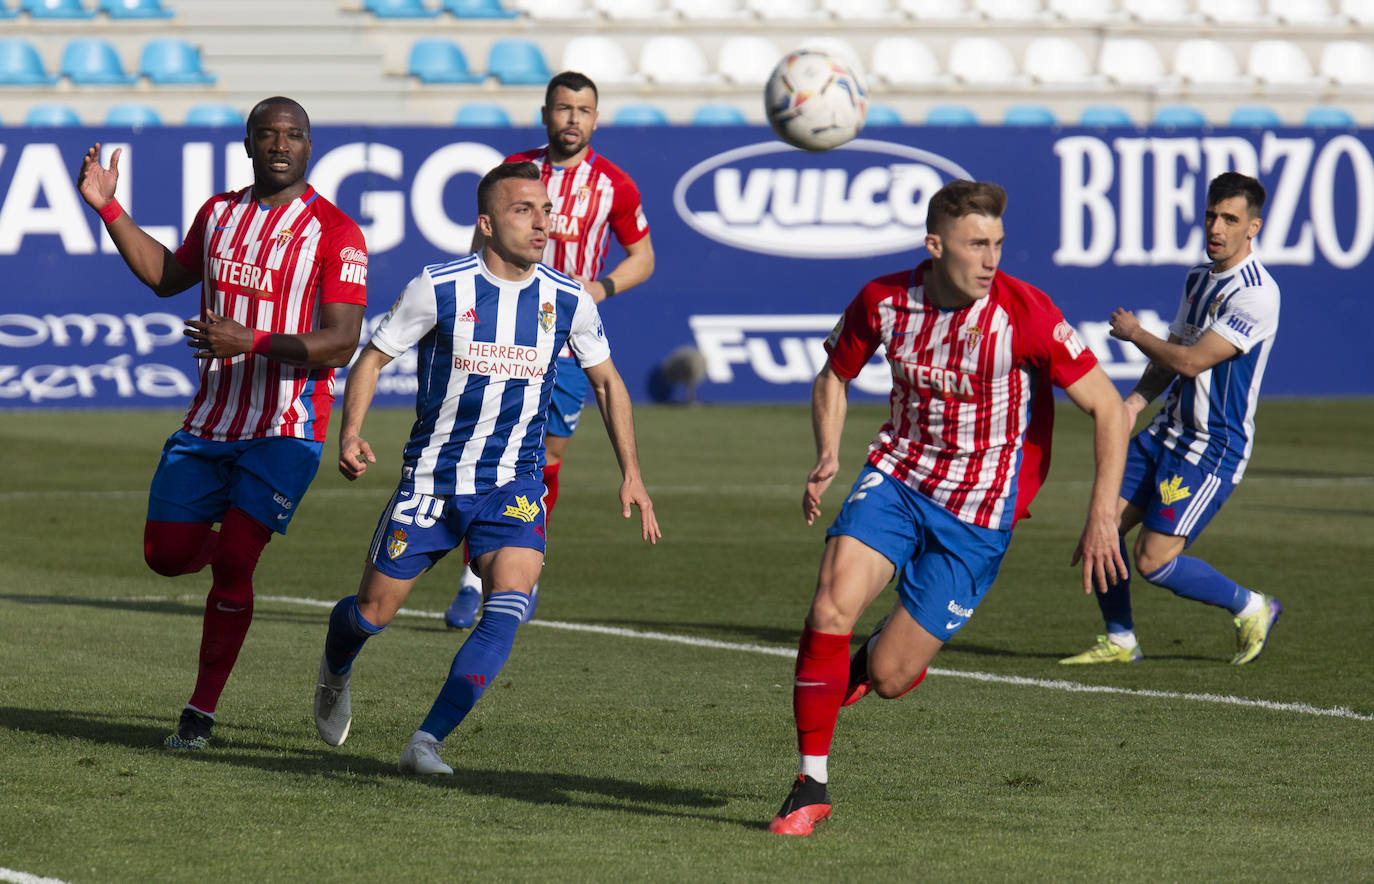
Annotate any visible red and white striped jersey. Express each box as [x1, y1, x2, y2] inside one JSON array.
[[825, 260, 1097, 530], [506, 147, 649, 280], [173, 185, 367, 442]]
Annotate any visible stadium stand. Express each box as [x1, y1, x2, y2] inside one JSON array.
[[864, 103, 904, 124], [1153, 103, 1209, 127], [1246, 39, 1320, 89], [60, 39, 137, 85], [947, 37, 1022, 86], [1079, 103, 1136, 126], [611, 103, 670, 124], [717, 36, 781, 86], [1003, 103, 1058, 125], [1172, 39, 1247, 89], [926, 103, 980, 124], [0, 1, 13, 17], [638, 36, 714, 86], [25, 103, 82, 125], [972, 0, 1046, 21], [141, 39, 216, 85], [184, 102, 243, 126], [365, 0, 438, 17], [453, 102, 512, 125], [408, 39, 484, 84], [1099, 37, 1168, 87], [486, 39, 550, 85], [22, 0, 95, 18], [870, 37, 944, 88], [1229, 104, 1281, 126], [1320, 41, 1374, 88], [101, 0, 174, 18], [0, 39, 57, 85], [561, 35, 637, 86], [105, 102, 163, 126], [443, 0, 517, 16], [514, 0, 592, 19], [1304, 105, 1356, 127], [669, 0, 748, 20], [691, 102, 748, 124], [1023, 36, 1099, 87]]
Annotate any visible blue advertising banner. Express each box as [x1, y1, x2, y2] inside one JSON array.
[[1, 125, 1369, 408]]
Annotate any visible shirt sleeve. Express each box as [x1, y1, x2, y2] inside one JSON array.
[[823, 284, 884, 380], [607, 174, 650, 248], [567, 289, 611, 370], [173, 197, 214, 276], [315, 216, 369, 307], [1016, 286, 1098, 389], [1211, 282, 1279, 354], [368, 269, 437, 358]]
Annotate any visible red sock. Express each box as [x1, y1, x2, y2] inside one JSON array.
[[542, 460, 562, 525], [144, 521, 220, 576], [793, 624, 853, 756], [188, 508, 270, 714]]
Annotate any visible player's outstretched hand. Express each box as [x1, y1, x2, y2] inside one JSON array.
[[1108, 308, 1141, 343], [1071, 513, 1128, 595], [77, 143, 119, 211], [338, 435, 376, 481], [185, 312, 252, 359], [619, 476, 660, 544], [803, 455, 839, 526]]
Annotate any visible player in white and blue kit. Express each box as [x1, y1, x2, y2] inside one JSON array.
[[311, 162, 660, 774], [1063, 172, 1282, 666]]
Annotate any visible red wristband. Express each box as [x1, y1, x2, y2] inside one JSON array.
[[97, 198, 124, 224], [251, 329, 272, 355]]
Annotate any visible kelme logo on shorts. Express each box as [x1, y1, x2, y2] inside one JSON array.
[[1158, 475, 1192, 506], [504, 495, 540, 523]]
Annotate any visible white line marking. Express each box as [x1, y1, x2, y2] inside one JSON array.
[[1, 868, 73, 884], [190, 594, 1374, 723]]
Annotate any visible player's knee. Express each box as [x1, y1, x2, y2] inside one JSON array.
[[1134, 546, 1175, 579], [144, 541, 192, 577]]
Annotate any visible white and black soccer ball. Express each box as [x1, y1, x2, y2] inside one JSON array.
[[764, 49, 868, 152]]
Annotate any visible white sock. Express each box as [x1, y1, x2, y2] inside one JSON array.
[[1236, 592, 1264, 618], [1107, 630, 1137, 649], [799, 754, 828, 784]]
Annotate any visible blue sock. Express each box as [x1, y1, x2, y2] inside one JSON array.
[[1143, 555, 1250, 614], [324, 595, 385, 675], [418, 591, 530, 741], [1093, 535, 1134, 634]]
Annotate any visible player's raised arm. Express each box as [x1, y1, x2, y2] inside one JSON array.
[[804, 361, 850, 526], [336, 343, 393, 480], [77, 143, 199, 298], [583, 357, 660, 543], [1063, 365, 1130, 594]]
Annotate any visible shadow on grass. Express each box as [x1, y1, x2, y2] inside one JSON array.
[[0, 705, 761, 830], [0, 593, 328, 628]]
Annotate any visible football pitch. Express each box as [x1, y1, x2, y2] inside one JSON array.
[[1, 399, 1371, 882]]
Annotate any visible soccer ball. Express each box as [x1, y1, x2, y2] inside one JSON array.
[[764, 49, 868, 152]]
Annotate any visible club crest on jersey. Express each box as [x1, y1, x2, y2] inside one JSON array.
[[1158, 475, 1192, 505], [275, 228, 294, 248], [571, 185, 592, 218], [387, 528, 408, 559], [965, 324, 983, 349], [539, 301, 556, 333], [503, 495, 541, 523]]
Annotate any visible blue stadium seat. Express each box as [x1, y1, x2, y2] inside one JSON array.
[[105, 102, 162, 127], [1002, 103, 1057, 126], [185, 103, 243, 127], [1304, 105, 1355, 128], [691, 103, 747, 125], [25, 103, 82, 126], [408, 39, 484, 84], [100, 0, 173, 17], [612, 104, 669, 125], [863, 104, 903, 126], [453, 103, 512, 126], [487, 39, 551, 86], [1079, 104, 1134, 127], [22, 0, 95, 17], [365, 0, 438, 16], [1229, 105, 1280, 128], [140, 38, 214, 84], [925, 104, 979, 125], [60, 39, 137, 84], [0, 1, 15, 17], [0, 39, 57, 84], [443, 0, 516, 16], [1153, 104, 1207, 128]]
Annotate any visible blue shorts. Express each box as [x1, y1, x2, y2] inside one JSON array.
[[826, 465, 1011, 642], [146, 430, 323, 535], [547, 355, 588, 438], [367, 477, 548, 580], [1122, 431, 1236, 544]]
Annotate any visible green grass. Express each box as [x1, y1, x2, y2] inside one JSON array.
[[1, 400, 1371, 882]]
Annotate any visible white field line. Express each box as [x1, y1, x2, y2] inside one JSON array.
[[133, 593, 1371, 724], [1, 868, 72, 884], [1, 474, 1371, 502]]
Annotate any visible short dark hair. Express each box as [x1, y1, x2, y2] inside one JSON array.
[[477, 161, 541, 216], [1207, 172, 1266, 216], [926, 179, 1007, 236], [246, 96, 310, 138], [545, 71, 598, 108]]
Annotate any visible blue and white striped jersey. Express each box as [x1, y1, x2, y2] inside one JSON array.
[[1145, 252, 1280, 483], [368, 253, 611, 496]]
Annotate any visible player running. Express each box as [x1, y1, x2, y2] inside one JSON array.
[[1061, 172, 1282, 666], [443, 70, 655, 629], [769, 180, 1128, 836], [76, 97, 368, 750], [312, 161, 659, 774]]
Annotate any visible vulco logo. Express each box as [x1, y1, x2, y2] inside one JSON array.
[[672, 140, 972, 259]]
